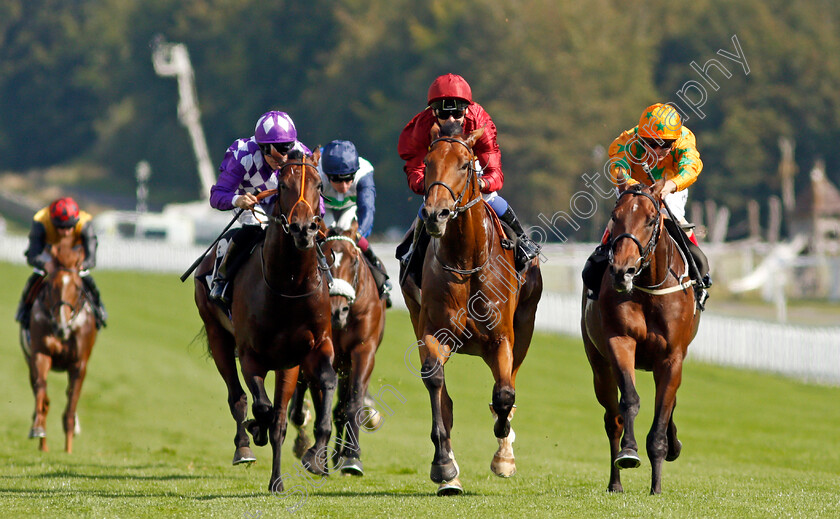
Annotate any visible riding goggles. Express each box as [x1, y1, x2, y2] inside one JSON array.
[[259, 141, 295, 156], [431, 98, 469, 119], [328, 174, 355, 183], [641, 137, 676, 150]]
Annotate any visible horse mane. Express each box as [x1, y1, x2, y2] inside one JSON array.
[[439, 120, 464, 137], [287, 149, 306, 161]]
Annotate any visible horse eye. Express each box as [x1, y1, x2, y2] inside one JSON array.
[[461, 162, 469, 170]]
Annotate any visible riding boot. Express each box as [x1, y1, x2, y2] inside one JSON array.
[[210, 242, 236, 307], [582, 243, 610, 300], [16, 272, 43, 329], [399, 217, 425, 266], [498, 207, 542, 272], [362, 247, 393, 308], [82, 275, 108, 328]]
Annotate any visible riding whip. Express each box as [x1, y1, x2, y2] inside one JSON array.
[[179, 208, 243, 282]]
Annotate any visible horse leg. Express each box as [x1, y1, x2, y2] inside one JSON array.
[[300, 339, 338, 477], [29, 352, 51, 451], [338, 349, 377, 476], [609, 338, 642, 471], [488, 340, 517, 478], [420, 336, 461, 494], [289, 380, 313, 460], [240, 352, 273, 448], [62, 364, 87, 454], [666, 398, 682, 462], [268, 367, 299, 493], [331, 369, 350, 470], [647, 356, 683, 495], [207, 325, 254, 464], [585, 342, 624, 492]]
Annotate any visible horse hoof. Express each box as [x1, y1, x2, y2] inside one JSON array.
[[293, 433, 313, 459], [436, 478, 464, 496], [430, 461, 459, 483], [491, 455, 517, 477], [340, 457, 364, 476], [28, 427, 46, 439], [614, 450, 641, 469], [302, 448, 329, 476], [232, 446, 256, 465], [666, 439, 683, 462]]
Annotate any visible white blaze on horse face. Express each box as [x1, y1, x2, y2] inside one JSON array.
[[333, 251, 344, 270], [60, 273, 72, 326]]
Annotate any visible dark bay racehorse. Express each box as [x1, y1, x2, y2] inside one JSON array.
[[194, 150, 337, 492], [581, 181, 701, 494], [23, 235, 98, 453], [289, 220, 386, 476], [400, 122, 543, 495]]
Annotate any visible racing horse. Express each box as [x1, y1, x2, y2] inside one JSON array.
[[400, 122, 543, 495], [23, 234, 98, 453], [581, 181, 701, 494], [194, 150, 337, 492], [289, 220, 386, 476]]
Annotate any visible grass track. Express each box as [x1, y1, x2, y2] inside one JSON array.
[[0, 262, 838, 518]]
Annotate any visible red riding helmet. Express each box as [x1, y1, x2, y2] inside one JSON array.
[[49, 197, 80, 228], [427, 73, 473, 105]]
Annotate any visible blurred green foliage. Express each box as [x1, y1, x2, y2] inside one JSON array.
[[1, 0, 838, 239]]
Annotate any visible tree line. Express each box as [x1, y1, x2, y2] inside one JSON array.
[[1, 0, 838, 240]]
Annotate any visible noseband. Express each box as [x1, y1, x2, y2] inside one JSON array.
[[424, 137, 483, 217], [608, 189, 662, 274], [324, 235, 361, 304]]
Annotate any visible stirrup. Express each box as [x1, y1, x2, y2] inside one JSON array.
[[209, 280, 230, 305], [696, 288, 709, 311]]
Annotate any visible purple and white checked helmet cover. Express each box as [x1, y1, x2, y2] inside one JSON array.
[[254, 111, 297, 143]]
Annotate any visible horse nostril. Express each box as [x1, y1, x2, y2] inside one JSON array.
[[289, 223, 302, 234], [420, 207, 430, 220], [437, 209, 450, 222], [307, 221, 318, 232]]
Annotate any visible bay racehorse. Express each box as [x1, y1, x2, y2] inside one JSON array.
[[23, 234, 98, 453], [581, 181, 701, 494], [400, 122, 543, 495], [289, 219, 386, 476], [194, 150, 337, 492]]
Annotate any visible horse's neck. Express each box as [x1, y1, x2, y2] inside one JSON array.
[[263, 226, 319, 288], [438, 201, 489, 266], [644, 229, 676, 284]]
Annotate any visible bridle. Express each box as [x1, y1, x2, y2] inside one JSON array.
[[608, 189, 663, 280], [424, 137, 484, 217], [40, 267, 85, 334], [256, 160, 321, 234]]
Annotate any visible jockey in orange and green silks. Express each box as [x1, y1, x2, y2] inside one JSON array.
[[608, 103, 703, 244]]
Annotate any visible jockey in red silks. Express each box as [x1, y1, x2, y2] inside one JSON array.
[[16, 197, 107, 329], [397, 73, 541, 272]]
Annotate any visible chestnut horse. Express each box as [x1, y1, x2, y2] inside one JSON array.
[[400, 123, 543, 495], [289, 220, 386, 476], [581, 181, 701, 494], [23, 235, 98, 453], [194, 150, 337, 492]]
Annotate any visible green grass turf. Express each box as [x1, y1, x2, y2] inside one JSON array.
[[0, 262, 838, 518]]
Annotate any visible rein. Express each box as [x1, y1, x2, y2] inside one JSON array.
[[41, 267, 86, 332], [609, 189, 662, 278], [252, 161, 320, 232]]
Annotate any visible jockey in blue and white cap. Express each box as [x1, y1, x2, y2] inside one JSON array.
[[208, 111, 312, 306], [317, 139, 392, 307]]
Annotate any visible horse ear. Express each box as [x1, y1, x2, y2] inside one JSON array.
[[464, 126, 486, 148], [651, 178, 667, 199], [350, 218, 359, 234], [430, 123, 441, 141], [312, 147, 321, 166]]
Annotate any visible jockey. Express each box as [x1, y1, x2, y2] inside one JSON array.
[[208, 110, 312, 305], [397, 73, 541, 272], [582, 103, 711, 308], [317, 139, 393, 308], [15, 197, 107, 329]]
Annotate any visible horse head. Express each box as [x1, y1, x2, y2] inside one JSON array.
[[323, 221, 362, 331], [422, 121, 485, 237], [274, 150, 323, 250], [608, 180, 665, 293], [42, 241, 85, 341]]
